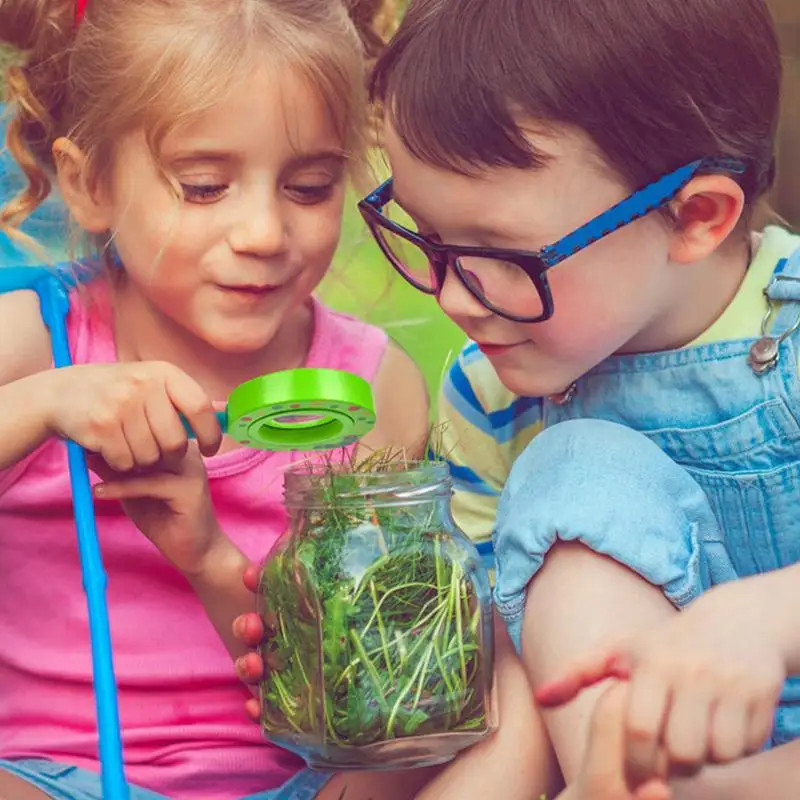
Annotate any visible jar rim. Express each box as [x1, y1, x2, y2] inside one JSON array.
[[283, 459, 449, 479], [283, 459, 452, 509]]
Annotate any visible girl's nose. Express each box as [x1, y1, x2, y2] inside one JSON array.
[[228, 193, 287, 258]]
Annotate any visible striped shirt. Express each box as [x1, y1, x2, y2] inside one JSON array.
[[439, 225, 800, 545]]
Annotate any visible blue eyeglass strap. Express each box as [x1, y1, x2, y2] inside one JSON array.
[[0, 266, 130, 800], [541, 156, 748, 267]]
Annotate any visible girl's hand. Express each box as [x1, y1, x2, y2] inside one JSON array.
[[46, 361, 222, 471], [233, 563, 268, 722], [90, 444, 224, 577], [559, 683, 670, 800], [536, 581, 785, 788]]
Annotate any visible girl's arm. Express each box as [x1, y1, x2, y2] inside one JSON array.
[[0, 291, 59, 470], [147, 341, 431, 663], [0, 370, 60, 469]]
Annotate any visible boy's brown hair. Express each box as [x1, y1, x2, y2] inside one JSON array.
[[372, 0, 781, 210]]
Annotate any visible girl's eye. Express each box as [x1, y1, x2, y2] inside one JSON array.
[[180, 183, 228, 204], [286, 183, 335, 205]]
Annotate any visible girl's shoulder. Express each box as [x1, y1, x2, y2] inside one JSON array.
[[0, 289, 51, 386], [0, 262, 109, 388], [309, 300, 389, 381], [310, 301, 430, 456]]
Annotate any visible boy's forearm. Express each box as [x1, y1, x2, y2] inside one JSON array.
[[0, 372, 56, 470], [730, 562, 800, 675], [764, 562, 800, 674], [674, 739, 800, 800]]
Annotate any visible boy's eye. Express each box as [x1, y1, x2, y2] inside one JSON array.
[[286, 183, 335, 204], [180, 183, 228, 204]]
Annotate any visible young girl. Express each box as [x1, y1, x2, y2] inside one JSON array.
[[355, 0, 800, 796], [0, 1, 433, 799]]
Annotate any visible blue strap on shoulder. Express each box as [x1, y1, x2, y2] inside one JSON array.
[[0, 265, 130, 799]]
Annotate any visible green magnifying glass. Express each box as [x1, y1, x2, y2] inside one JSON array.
[[184, 368, 376, 451]]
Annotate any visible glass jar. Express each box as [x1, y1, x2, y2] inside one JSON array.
[[257, 461, 496, 771]]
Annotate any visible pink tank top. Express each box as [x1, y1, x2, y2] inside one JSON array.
[[0, 281, 389, 799]]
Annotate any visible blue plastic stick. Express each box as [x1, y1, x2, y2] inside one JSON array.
[[0, 266, 129, 799]]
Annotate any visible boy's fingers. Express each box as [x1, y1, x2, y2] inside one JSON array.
[[625, 670, 670, 785], [585, 685, 671, 800], [708, 698, 748, 762], [586, 683, 629, 764], [634, 780, 672, 800], [536, 650, 631, 707], [662, 688, 711, 772], [745, 698, 777, 754]]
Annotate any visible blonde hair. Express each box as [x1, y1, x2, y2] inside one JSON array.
[[0, 0, 397, 245]]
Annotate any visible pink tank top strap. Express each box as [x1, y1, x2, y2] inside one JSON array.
[[67, 279, 117, 366], [306, 299, 389, 384]]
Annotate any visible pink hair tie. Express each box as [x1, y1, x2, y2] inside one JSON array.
[[76, 0, 88, 25]]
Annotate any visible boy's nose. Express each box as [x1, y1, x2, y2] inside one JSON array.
[[437, 265, 494, 323]]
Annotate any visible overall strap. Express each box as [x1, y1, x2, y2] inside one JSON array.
[[748, 248, 800, 375], [766, 248, 800, 331]]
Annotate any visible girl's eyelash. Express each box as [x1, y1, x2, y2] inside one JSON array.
[[180, 183, 228, 203], [287, 184, 335, 203], [178, 182, 335, 204]]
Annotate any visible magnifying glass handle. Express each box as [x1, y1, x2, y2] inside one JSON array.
[[182, 410, 229, 439]]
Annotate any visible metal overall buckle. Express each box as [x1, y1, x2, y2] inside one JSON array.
[[748, 275, 800, 375]]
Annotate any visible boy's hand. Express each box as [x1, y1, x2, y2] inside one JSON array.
[[560, 683, 670, 800], [536, 581, 785, 788]]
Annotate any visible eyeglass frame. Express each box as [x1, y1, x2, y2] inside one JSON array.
[[357, 156, 748, 323]]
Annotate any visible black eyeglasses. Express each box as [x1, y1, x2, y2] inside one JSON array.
[[358, 156, 747, 323]]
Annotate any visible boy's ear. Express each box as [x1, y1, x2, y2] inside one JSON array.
[[52, 137, 113, 234], [667, 175, 745, 264]]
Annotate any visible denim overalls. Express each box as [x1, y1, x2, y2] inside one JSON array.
[[494, 247, 800, 746]]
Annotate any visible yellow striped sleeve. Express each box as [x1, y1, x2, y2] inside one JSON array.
[[437, 344, 543, 543]]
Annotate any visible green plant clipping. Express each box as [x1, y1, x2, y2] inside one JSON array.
[[258, 451, 494, 769]]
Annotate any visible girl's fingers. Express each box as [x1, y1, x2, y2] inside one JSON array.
[[624, 670, 671, 785], [97, 425, 136, 473], [245, 697, 261, 722], [164, 371, 222, 457], [235, 652, 265, 684], [94, 473, 181, 501], [144, 388, 190, 467], [536, 650, 632, 707], [233, 612, 265, 646], [121, 406, 162, 469], [708, 697, 749, 763], [243, 563, 261, 593]]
